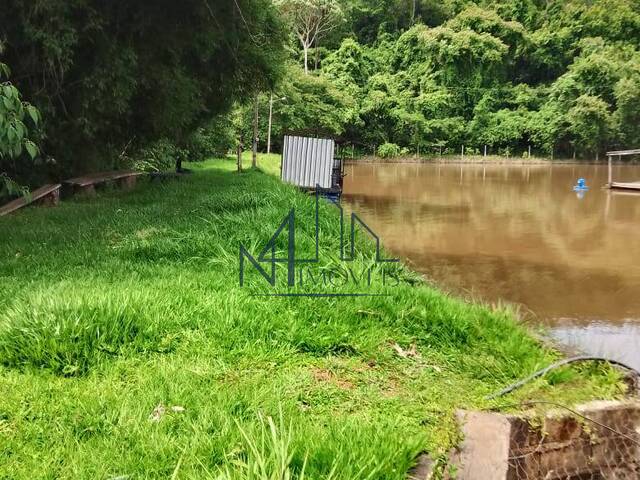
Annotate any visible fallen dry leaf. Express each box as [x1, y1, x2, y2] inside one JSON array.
[[391, 342, 421, 359], [149, 404, 186, 422], [149, 404, 166, 422], [391, 342, 444, 373]]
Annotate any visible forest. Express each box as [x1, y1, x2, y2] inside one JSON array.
[[2, 0, 640, 192]]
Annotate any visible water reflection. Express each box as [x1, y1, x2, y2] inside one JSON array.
[[553, 321, 640, 369], [342, 163, 640, 369]]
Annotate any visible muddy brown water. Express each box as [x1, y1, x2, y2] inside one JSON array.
[[342, 162, 640, 369]]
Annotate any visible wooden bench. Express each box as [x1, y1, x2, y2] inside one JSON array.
[[64, 170, 145, 195], [149, 171, 183, 182], [0, 183, 62, 217]]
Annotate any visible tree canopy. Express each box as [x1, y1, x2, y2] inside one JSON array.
[[2, 0, 640, 190], [267, 0, 640, 158], [0, 0, 284, 185]]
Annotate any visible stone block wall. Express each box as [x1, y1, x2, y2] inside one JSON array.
[[452, 401, 640, 480]]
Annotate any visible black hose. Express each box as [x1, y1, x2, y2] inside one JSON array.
[[486, 355, 640, 400]]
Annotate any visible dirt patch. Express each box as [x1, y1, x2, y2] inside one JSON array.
[[311, 368, 355, 390]]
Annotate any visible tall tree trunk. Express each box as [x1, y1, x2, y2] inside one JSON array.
[[303, 45, 309, 74], [252, 94, 259, 168]]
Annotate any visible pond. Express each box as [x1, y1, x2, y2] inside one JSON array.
[[342, 162, 640, 369]]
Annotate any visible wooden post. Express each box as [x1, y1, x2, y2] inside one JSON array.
[[461, 145, 464, 160], [252, 94, 259, 168], [42, 188, 60, 207], [120, 175, 137, 191], [528, 145, 531, 158], [608, 154, 612, 187], [484, 145, 487, 157], [81, 184, 96, 197], [267, 93, 273, 155]]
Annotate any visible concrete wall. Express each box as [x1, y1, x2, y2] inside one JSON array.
[[451, 401, 640, 480]]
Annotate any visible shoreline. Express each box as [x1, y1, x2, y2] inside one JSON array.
[[346, 155, 639, 166]]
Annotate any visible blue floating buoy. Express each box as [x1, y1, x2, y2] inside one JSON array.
[[573, 178, 589, 191]]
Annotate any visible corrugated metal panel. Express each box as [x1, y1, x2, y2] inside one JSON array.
[[281, 136, 334, 189]]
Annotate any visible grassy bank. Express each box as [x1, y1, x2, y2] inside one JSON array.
[[0, 156, 622, 479]]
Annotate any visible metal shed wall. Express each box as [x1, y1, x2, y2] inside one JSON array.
[[281, 136, 334, 189]]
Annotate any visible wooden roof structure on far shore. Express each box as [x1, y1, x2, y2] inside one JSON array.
[[607, 149, 640, 190]]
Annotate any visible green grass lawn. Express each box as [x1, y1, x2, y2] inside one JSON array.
[[0, 156, 623, 479]]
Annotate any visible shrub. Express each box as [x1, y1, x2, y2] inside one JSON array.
[[130, 138, 186, 172], [377, 142, 401, 158], [186, 116, 236, 162], [0, 289, 172, 376]]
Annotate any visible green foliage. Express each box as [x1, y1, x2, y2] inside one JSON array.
[[4, 0, 640, 171], [186, 116, 237, 161], [130, 139, 187, 173], [0, 80, 39, 160], [0, 57, 40, 198], [268, 64, 355, 142], [323, 38, 373, 89], [341, 0, 453, 43], [377, 142, 402, 158], [613, 74, 640, 146], [266, 0, 640, 159], [567, 95, 611, 156], [1, 0, 285, 181]]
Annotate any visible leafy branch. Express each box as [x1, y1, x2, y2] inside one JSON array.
[[0, 58, 41, 198]]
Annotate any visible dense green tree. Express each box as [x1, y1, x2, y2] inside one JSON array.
[[236, 64, 354, 153], [528, 101, 567, 156], [567, 95, 612, 158], [276, 0, 344, 73], [323, 38, 373, 89], [0, 0, 285, 180], [277, 65, 355, 137], [613, 74, 640, 148]]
